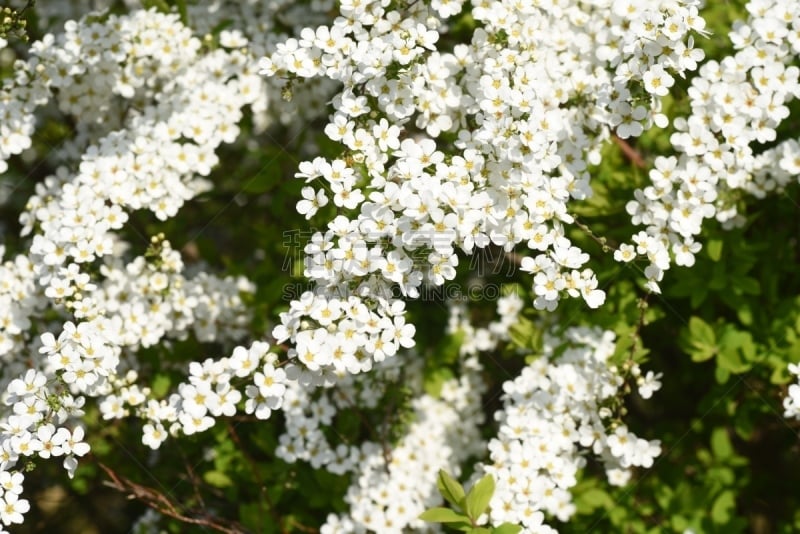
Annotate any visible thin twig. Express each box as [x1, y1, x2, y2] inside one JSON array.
[[572, 216, 616, 253], [612, 133, 647, 169], [97, 462, 248, 534]]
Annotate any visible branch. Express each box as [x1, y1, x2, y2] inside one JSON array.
[[572, 216, 615, 253], [97, 462, 249, 534], [612, 133, 647, 169]]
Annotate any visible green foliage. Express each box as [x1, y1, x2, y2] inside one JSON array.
[[422, 471, 521, 534]]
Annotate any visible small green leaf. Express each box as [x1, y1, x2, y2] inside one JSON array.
[[438, 330, 466, 364], [710, 427, 732, 460], [736, 275, 761, 295], [736, 304, 753, 326], [717, 327, 755, 373], [437, 470, 466, 509], [706, 239, 723, 261], [492, 523, 523, 534], [141, 0, 171, 13], [509, 316, 539, 351], [680, 317, 717, 362], [769, 355, 792, 385], [710, 490, 735, 524], [575, 487, 614, 512], [151, 373, 171, 398], [689, 316, 715, 346], [419, 507, 470, 523], [715, 365, 730, 384], [465, 474, 495, 521], [689, 286, 709, 308], [203, 470, 232, 488], [424, 367, 455, 398], [174, 0, 188, 25]]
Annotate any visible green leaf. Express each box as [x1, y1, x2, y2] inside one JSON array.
[[736, 275, 761, 295], [715, 365, 731, 384], [492, 523, 523, 534], [717, 327, 755, 373], [710, 427, 733, 460], [769, 355, 792, 385], [736, 304, 753, 326], [689, 286, 709, 308], [174, 0, 188, 25], [142, 0, 171, 13], [680, 316, 717, 362], [203, 470, 233, 488], [509, 316, 536, 349], [706, 239, 723, 261], [438, 329, 466, 364], [708, 263, 727, 291], [710, 490, 736, 524], [419, 507, 470, 523], [151, 373, 171, 398], [464, 474, 495, 521], [437, 470, 466, 509], [690, 316, 716, 345], [575, 488, 614, 512]]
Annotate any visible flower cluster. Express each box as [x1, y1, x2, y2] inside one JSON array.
[[448, 290, 525, 356], [0, 366, 94, 531], [0, 249, 41, 375], [620, 0, 800, 290], [100, 340, 271, 451], [264, 0, 708, 380], [322, 358, 486, 533], [479, 327, 661, 532], [5, 0, 799, 531], [0, 8, 271, 525]]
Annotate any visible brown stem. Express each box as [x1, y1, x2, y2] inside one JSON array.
[[97, 462, 249, 534], [612, 133, 647, 169]]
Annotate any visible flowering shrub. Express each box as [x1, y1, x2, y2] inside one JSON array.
[[2, 0, 800, 532]]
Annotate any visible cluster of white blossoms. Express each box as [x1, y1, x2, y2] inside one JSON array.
[[264, 0, 708, 381], [478, 327, 662, 533], [322, 359, 486, 534], [4, 0, 800, 531], [0, 7, 278, 526], [619, 0, 800, 290], [0, 248, 40, 369], [320, 293, 565, 532]]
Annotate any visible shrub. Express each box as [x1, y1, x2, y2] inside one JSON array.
[[1, 0, 800, 532]]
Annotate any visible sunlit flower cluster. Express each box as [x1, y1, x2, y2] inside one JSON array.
[[322, 359, 486, 533], [265, 0, 707, 383], [0, 8, 270, 525], [2, 0, 799, 531], [479, 327, 661, 532], [620, 0, 800, 290]]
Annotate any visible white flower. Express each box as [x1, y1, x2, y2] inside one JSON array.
[[638, 371, 663, 399], [0, 492, 29, 525], [142, 423, 168, 450], [642, 64, 675, 96]]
